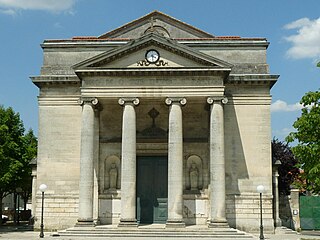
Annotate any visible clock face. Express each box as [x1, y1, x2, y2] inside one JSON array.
[[145, 49, 160, 63]]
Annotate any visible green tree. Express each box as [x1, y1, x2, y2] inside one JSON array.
[[272, 138, 300, 195], [0, 105, 37, 221], [20, 129, 37, 210], [287, 89, 320, 194]]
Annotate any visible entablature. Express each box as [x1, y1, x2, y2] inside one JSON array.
[[80, 85, 225, 98]]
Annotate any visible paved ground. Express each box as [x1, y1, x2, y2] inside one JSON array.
[[1, 231, 320, 240], [1, 225, 320, 240]]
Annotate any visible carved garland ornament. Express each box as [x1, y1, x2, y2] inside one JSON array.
[[136, 59, 168, 67]]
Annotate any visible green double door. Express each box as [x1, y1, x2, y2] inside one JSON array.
[[137, 156, 168, 224]]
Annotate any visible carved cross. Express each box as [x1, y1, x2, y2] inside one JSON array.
[[148, 107, 159, 127]]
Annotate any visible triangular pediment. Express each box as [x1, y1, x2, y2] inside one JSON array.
[[73, 33, 232, 71], [98, 10, 214, 39]]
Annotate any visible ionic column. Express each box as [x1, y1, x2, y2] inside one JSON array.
[[165, 97, 186, 228], [77, 98, 99, 226], [207, 97, 229, 228], [118, 98, 139, 227]]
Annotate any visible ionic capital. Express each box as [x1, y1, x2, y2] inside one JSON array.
[[207, 96, 228, 105], [165, 97, 187, 106], [78, 97, 99, 107], [118, 98, 140, 106]]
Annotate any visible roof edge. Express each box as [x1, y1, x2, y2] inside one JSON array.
[[98, 10, 215, 39]]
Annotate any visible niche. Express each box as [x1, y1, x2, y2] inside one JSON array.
[[104, 155, 121, 191], [185, 155, 203, 191]]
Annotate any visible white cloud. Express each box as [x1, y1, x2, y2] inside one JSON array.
[[271, 100, 302, 113], [0, 0, 76, 14], [284, 17, 320, 59], [0, 8, 15, 15], [272, 127, 295, 140], [54, 22, 63, 29]]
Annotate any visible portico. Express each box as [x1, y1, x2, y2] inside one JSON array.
[[75, 92, 230, 228]]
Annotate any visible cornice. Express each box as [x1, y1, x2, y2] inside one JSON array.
[[75, 67, 231, 78], [30, 75, 80, 87], [41, 39, 268, 49], [226, 74, 279, 88]]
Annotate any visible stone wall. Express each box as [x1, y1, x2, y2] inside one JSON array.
[[34, 194, 79, 230], [279, 189, 300, 231], [226, 193, 274, 233]]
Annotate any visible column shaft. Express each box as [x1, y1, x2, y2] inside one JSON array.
[[78, 99, 97, 225], [208, 97, 229, 227], [166, 98, 186, 228], [93, 109, 100, 223], [119, 98, 139, 227]]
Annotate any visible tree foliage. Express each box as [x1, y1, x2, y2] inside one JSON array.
[[0, 106, 25, 196], [287, 89, 320, 194], [0, 105, 37, 219], [272, 138, 300, 195]]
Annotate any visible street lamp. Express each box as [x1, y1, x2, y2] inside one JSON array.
[[257, 185, 265, 240], [39, 184, 47, 238], [16, 187, 23, 225], [273, 160, 282, 227]]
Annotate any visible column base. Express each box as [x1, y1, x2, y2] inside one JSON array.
[[118, 218, 138, 228], [75, 218, 95, 227], [166, 219, 186, 228], [208, 219, 229, 228], [274, 218, 282, 228]]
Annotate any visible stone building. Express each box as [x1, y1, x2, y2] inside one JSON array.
[[31, 11, 279, 232]]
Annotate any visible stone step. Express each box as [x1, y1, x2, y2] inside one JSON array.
[[275, 226, 299, 235], [56, 226, 255, 239]]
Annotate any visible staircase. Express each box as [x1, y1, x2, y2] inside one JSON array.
[[56, 224, 255, 239]]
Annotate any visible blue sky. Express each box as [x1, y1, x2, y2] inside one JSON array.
[[0, 0, 319, 142]]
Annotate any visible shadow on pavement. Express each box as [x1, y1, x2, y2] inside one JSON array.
[[301, 231, 320, 236], [0, 221, 34, 233]]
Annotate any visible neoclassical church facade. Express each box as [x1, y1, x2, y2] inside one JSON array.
[[31, 11, 278, 232]]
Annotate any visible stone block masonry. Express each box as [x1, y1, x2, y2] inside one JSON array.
[[34, 195, 79, 230]]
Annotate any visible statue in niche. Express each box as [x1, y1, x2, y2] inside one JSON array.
[[109, 163, 118, 190], [189, 162, 199, 190]]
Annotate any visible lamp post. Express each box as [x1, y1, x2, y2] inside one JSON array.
[[16, 187, 22, 225], [273, 160, 282, 227], [39, 184, 47, 238], [257, 185, 265, 240]]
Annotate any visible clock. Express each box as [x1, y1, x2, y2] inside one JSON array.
[[145, 49, 160, 63]]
